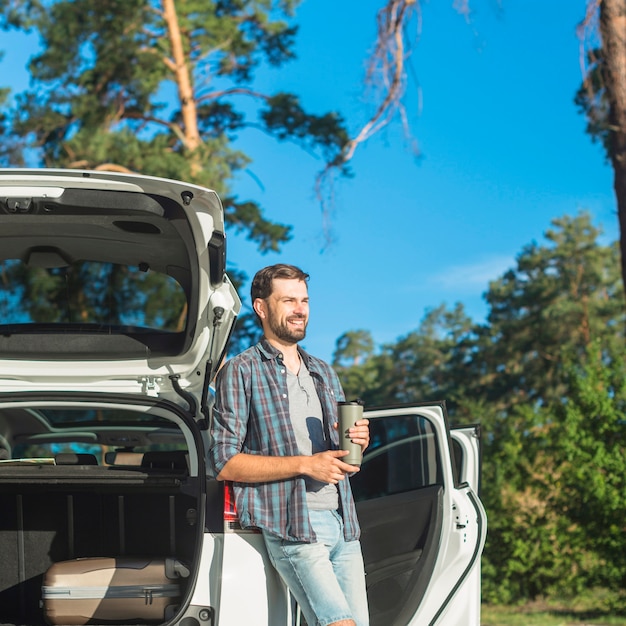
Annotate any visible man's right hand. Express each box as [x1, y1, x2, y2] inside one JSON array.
[[303, 450, 359, 485]]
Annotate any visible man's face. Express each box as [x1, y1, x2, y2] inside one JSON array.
[[255, 278, 309, 345]]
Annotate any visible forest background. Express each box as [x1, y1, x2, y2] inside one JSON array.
[[0, 0, 625, 620]]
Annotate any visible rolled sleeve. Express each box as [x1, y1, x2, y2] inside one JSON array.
[[209, 359, 250, 476]]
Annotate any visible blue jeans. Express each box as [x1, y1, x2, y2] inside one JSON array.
[[263, 509, 369, 626]]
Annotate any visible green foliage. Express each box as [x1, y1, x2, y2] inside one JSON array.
[[336, 302, 477, 408], [332, 330, 378, 402], [332, 330, 375, 367], [479, 216, 625, 602], [549, 344, 626, 588], [0, 0, 348, 257], [482, 591, 626, 624], [336, 212, 626, 603], [261, 93, 350, 170], [475, 213, 623, 416], [482, 345, 626, 603]]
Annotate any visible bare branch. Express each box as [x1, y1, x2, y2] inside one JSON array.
[[196, 86, 270, 105], [315, 0, 421, 246], [162, 54, 177, 74], [312, 0, 494, 247], [578, 0, 601, 79], [122, 110, 187, 144], [343, 0, 419, 163], [452, 0, 472, 22]]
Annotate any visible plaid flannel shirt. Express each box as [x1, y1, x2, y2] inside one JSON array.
[[209, 337, 361, 543]]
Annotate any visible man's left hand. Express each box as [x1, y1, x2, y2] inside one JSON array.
[[349, 418, 370, 453]]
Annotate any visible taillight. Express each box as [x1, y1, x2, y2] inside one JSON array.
[[222, 481, 260, 533], [223, 481, 239, 529]]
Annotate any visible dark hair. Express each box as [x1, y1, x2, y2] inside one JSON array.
[[250, 264, 310, 302]]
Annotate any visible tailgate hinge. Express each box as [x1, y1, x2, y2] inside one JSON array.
[[140, 376, 162, 396]]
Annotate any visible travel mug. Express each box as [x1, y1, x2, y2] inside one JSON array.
[[337, 400, 364, 466]]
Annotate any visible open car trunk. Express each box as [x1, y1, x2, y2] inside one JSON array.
[[0, 170, 240, 626], [0, 396, 206, 626]]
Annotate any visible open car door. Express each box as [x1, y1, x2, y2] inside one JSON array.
[[352, 403, 487, 626]]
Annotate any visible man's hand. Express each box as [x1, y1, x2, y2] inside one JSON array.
[[303, 450, 359, 484], [349, 418, 370, 453], [334, 418, 370, 453]]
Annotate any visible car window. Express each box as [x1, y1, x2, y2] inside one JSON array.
[[0, 260, 187, 333], [350, 413, 442, 502], [451, 437, 462, 487], [34, 408, 174, 427], [4, 407, 187, 464]]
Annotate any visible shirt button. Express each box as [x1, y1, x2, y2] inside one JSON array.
[[282, 394, 287, 398], [281, 368, 286, 374]]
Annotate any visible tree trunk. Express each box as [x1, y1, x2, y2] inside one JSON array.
[[600, 0, 626, 295], [161, 0, 201, 167]]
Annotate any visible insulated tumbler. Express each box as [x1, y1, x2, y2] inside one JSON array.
[[337, 400, 364, 466]]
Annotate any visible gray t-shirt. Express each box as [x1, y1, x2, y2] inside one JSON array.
[[287, 360, 339, 510]]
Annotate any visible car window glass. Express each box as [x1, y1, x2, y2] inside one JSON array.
[[451, 437, 462, 486], [6, 407, 187, 463], [350, 413, 442, 502], [0, 260, 187, 333], [35, 408, 173, 427]]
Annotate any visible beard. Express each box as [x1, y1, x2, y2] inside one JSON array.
[[267, 312, 307, 344]]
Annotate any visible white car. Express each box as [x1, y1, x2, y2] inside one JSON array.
[[0, 169, 487, 626]]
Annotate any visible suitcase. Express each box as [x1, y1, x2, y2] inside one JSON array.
[[42, 556, 189, 625]]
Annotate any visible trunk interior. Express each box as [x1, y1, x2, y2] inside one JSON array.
[[0, 444, 201, 626]]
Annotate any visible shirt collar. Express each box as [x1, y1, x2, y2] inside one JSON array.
[[257, 336, 313, 370], [257, 337, 281, 361]]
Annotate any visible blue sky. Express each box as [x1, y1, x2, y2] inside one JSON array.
[[229, 0, 617, 362], [1, 1, 618, 363]]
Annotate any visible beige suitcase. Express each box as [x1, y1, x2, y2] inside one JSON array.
[[42, 556, 189, 625]]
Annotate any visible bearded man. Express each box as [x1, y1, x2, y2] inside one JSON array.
[[210, 264, 370, 626]]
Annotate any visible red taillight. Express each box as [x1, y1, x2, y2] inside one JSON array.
[[222, 481, 260, 533], [223, 481, 239, 525]]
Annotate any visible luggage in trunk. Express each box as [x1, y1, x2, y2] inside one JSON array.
[[42, 556, 190, 625]]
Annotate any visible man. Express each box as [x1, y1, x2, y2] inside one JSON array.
[[210, 264, 370, 626]]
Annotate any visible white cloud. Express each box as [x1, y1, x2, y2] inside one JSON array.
[[430, 255, 514, 292]]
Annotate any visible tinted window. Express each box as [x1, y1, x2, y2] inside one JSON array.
[[7, 407, 187, 462], [351, 413, 442, 502], [37, 408, 173, 427], [451, 437, 462, 487], [0, 260, 186, 333]]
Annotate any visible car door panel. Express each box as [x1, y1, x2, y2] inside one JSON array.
[[450, 424, 482, 494], [352, 404, 486, 626], [420, 485, 485, 624], [356, 486, 443, 626]]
